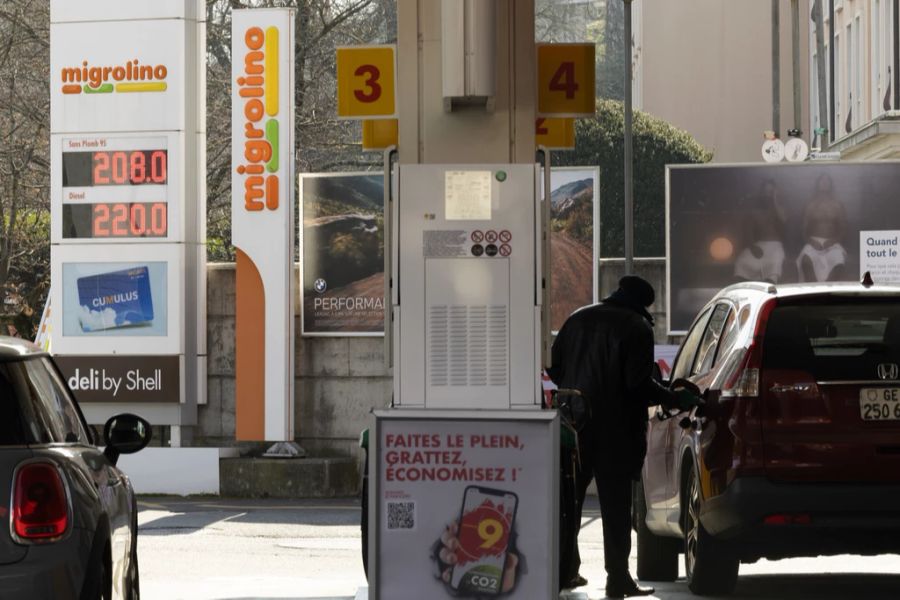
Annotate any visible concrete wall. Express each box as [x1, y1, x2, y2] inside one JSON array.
[[199, 259, 669, 457], [200, 263, 391, 456]]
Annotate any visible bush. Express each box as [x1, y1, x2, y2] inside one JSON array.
[[554, 99, 712, 257]]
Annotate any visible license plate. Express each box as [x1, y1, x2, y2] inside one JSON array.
[[859, 388, 900, 421]]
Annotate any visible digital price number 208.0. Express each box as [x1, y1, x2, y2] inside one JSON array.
[[62, 150, 167, 187]]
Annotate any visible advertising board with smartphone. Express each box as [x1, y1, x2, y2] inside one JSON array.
[[371, 411, 558, 600]]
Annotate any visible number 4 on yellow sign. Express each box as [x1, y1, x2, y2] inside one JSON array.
[[536, 43, 595, 117], [336, 45, 397, 119]]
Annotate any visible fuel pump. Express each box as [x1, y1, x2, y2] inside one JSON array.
[[363, 3, 560, 599]]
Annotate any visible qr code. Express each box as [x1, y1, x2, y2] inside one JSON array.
[[386, 501, 416, 530]]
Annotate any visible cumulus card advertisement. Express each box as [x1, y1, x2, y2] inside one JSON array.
[[62, 262, 168, 337], [76, 267, 154, 331]]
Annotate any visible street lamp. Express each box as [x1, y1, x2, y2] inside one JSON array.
[[624, 0, 634, 275]]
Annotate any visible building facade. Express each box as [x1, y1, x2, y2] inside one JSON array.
[[814, 0, 900, 158], [634, 0, 811, 163]]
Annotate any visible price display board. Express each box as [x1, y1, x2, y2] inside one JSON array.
[[51, 133, 183, 243]]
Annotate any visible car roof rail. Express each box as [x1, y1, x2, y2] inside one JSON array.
[[721, 281, 777, 295]]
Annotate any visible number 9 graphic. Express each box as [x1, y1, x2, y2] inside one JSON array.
[[477, 518, 504, 549]]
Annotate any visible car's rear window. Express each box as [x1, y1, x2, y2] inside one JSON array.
[[0, 357, 89, 446], [763, 298, 900, 380]]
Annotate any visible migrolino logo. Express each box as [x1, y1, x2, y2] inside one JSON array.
[[61, 60, 168, 95], [236, 26, 280, 212]]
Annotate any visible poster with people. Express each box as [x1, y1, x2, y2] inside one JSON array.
[[667, 162, 900, 333], [373, 412, 557, 600]]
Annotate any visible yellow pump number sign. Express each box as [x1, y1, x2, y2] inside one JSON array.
[[336, 45, 397, 119], [536, 43, 595, 117]]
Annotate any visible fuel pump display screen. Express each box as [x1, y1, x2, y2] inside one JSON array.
[[62, 149, 168, 187]]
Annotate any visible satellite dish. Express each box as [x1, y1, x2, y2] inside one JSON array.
[[762, 138, 785, 163], [784, 137, 809, 162]]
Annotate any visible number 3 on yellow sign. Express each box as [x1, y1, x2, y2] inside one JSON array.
[[336, 45, 397, 119], [536, 43, 595, 117]]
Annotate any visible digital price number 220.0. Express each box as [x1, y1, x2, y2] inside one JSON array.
[[62, 202, 168, 239]]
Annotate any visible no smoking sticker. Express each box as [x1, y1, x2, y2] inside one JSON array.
[[471, 230, 484, 243], [499, 244, 511, 257]]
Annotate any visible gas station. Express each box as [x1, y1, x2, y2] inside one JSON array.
[[46, 0, 586, 597], [34, 0, 900, 599]]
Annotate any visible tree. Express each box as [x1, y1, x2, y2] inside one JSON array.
[[0, 0, 50, 338], [554, 99, 712, 257]]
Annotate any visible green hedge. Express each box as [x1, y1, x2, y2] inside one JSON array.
[[554, 99, 712, 257]]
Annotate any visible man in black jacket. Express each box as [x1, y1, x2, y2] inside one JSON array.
[[548, 275, 690, 598]]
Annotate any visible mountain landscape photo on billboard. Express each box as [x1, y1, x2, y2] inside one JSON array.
[[549, 170, 595, 332], [301, 174, 385, 334]]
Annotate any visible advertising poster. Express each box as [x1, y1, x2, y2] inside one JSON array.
[[668, 162, 900, 333], [299, 168, 598, 336], [374, 413, 557, 600], [547, 167, 599, 332], [61, 261, 168, 337], [300, 173, 385, 335]]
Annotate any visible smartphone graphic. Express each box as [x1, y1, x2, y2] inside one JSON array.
[[450, 486, 519, 596]]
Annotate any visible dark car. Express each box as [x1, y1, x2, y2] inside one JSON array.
[[0, 337, 151, 599], [635, 281, 900, 595]]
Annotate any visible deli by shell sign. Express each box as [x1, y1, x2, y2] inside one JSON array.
[[231, 9, 295, 442]]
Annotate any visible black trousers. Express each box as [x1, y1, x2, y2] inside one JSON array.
[[566, 446, 635, 584]]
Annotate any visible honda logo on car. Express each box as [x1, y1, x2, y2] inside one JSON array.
[[68, 367, 163, 397], [878, 363, 899, 381], [235, 25, 281, 212]]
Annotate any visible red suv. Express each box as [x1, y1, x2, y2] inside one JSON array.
[[635, 281, 900, 595]]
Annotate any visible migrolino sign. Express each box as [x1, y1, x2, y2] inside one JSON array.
[[60, 59, 168, 95], [231, 8, 295, 442], [55, 355, 180, 403], [235, 26, 281, 212]]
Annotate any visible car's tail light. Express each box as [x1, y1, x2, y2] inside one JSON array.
[[12, 462, 70, 542], [722, 299, 777, 398]]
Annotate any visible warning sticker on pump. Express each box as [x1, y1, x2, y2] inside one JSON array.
[[424, 230, 469, 257]]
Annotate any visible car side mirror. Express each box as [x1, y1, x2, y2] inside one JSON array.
[[103, 413, 152, 465]]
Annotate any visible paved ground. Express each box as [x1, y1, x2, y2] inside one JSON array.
[[137, 496, 900, 600]]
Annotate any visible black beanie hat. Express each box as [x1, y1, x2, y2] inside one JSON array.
[[617, 275, 655, 308]]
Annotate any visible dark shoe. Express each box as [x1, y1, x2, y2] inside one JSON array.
[[605, 578, 655, 598], [563, 574, 588, 589]]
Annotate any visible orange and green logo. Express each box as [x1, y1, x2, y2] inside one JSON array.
[[235, 26, 281, 212], [60, 60, 168, 95]]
